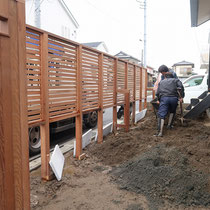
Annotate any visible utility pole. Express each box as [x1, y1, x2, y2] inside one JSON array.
[[35, 0, 41, 28], [136, 0, 147, 68], [143, 0, 147, 68]]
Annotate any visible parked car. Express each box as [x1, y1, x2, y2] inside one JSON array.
[[182, 74, 208, 104], [28, 111, 98, 155]]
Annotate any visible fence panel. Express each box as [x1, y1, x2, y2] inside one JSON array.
[[103, 55, 115, 109], [81, 47, 99, 112], [117, 60, 126, 105], [26, 29, 42, 124], [128, 64, 135, 102], [136, 66, 141, 100], [142, 68, 146, 99], [48, 36, 78, 122]]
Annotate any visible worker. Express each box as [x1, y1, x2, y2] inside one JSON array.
[[155, 72, 184, 137], [153, 65, 178, 92]]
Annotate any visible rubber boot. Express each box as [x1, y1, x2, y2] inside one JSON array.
[[154, 118, 162, 136], [157, 119, 164, 137], [167, 113, 174, 129]]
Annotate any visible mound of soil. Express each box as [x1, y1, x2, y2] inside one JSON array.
[[31, 106, 210, 210], [88, 108, 210, 209], [112, 144, 210, 209]]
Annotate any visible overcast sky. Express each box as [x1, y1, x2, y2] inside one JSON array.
[[65, 0, 210, 71]]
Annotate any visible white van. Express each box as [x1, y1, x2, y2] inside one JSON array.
[[182, 74, 208, 104]]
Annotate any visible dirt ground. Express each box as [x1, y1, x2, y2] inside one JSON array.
[[31, 104, 210, 210]]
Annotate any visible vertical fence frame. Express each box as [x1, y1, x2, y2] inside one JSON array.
[[139, 67, 143, 111], [113, 58, 118, 133], [132, 65, 136, 124], [144, 69, 148, 109], [0, 0, 30, 209], [98, 53, 103, 143], [76, 45, 83, 158], [40, 32, 50, 180]]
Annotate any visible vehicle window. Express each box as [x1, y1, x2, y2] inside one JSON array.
[[184, 76, 204, 87]]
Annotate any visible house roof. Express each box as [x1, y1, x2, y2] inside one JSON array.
[[190, 0, 210, 27], [60, 0, 79, 28], [82, 41, 109, 52], [82, 42, 103, 48], [172, 60, 194, 68], [115, 51, 140, 62]]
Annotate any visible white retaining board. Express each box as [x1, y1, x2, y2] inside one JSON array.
[[95, 122, 113, 142], [49, 145, 65, 181], [73, 129, 93, 157], [135, 109, 147, 123]]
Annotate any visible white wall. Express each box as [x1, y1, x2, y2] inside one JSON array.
[[25, 0, 78, 41]]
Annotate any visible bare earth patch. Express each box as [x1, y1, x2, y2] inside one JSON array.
[[31, 107, 210, 210]]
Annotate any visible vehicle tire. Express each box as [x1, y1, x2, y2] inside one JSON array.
[[29, 126, 41, 155], [206, 108, 210, 119], [84, 111, 98, 128], [117, 107, 124, 119]]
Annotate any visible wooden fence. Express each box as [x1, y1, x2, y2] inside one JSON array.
[[26, 25, 148, 180]]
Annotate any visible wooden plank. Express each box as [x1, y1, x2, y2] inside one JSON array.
[[98, 53, 103, 143], [0, 0, 30, 209], [48, 68, 76, 75], [113, 58, 117, 133], [49, 108, 76, 117], [124, 91, 130, 132], [144, 68, 148, 109], [132, 66, 136, 125], [139, 67, 143, 111], [49, 112, 78, 123], [48, 38, 77, 51], [40, 32, 50, 181], [76, 45, 82, 158]]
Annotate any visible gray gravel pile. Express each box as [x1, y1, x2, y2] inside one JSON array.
[[112, 144, 210, 208]]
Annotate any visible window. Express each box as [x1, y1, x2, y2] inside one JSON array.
[[183, 76, 204, 87]]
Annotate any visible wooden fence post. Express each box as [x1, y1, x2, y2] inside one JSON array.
[[124, 62, 130, 131], [76, 45, 82, 158], [0, 0, 30, 209], [124, 91, 130, 132], [113, 58, 118, 133], [132, 65, 136, 124], [139, 67, 143, 111], [144, 68, 148, 109], [98, 53, 103, 143], [124, 62, 128, 118], [40, 32, 50, 180]]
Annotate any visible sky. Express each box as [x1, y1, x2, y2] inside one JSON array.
[[65, 0, 210, 71]]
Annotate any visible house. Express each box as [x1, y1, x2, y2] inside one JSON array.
[[115, 51, 140, 65], [82, 42, 109, 53], [25, 0, 79, 41], [147, 66, 156, 87], [172, 60, 194, 80]]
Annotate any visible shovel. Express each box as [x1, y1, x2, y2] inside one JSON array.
[[177, 89, 185, 126]]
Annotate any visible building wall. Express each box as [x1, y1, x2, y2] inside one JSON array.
[[174, 65, 192, 77], [96, 44, 108, 53], [25, 0, 78, 41]]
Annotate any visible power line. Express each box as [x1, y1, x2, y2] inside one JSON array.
[[28, 0, 35, 20], [35, 0, 45, 12]]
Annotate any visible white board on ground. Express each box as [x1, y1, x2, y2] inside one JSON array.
[[135, 109, 147, 123], [73, 129, 93, 157], [95, 122, 113, 141], [49, 145, 65, 181]]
